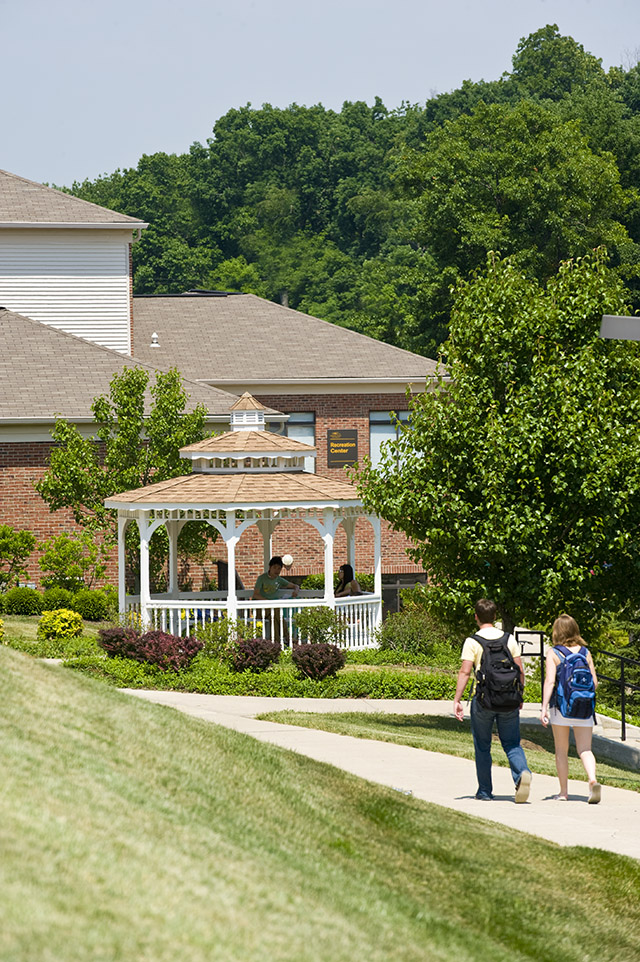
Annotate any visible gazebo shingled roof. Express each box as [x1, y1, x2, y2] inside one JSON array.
[[179, 430, 317, 456], [106, 471, 357, 507]]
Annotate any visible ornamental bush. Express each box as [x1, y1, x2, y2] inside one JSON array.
[[138, 630, 203, 672], [4, 587, 44, 615], [37, 608, 83, 640], [292, 642, 345, 680], [293, 606, 346, 646], [299, 572, 375, 592], [72, 588, 109, 621], [230, 637, 281, 673], [375, 605, 458, 663], [98, 626, 143, 660], [195, 617, 263, 661], [42, 587, 74, 611]]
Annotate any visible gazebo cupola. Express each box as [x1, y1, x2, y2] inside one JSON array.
[[179, 393, 317, 475]]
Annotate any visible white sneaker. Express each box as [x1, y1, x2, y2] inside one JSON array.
[[515, 770, 531, 803], [588, 782, 601, 805]]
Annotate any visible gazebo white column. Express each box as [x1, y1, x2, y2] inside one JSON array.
[[308, 509, 340, 607], [256, 517, 280, 571], [370, 514, 382, 624], [342, 517, 357, 571], [166, 520, 185, 597], [138, 514, 152, 626], [117, 515, 127, 614]]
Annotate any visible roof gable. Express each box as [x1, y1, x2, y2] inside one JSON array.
[[0, 169, 146, 226]]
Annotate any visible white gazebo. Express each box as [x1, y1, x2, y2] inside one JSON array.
[[105, 394, 382, 648]]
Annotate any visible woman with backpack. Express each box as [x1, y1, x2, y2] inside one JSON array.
[[540, 614, 601, 804]]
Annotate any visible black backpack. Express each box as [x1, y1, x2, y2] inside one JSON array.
[[473, 632, 523, 712]]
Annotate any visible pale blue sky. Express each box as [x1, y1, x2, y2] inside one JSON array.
[[3, 0, 639, 187]]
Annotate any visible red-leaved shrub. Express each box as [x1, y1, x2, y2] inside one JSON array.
[[230, 637, 281, 673], [98, 626, 142, 660], [292, 643, 345, 680], [139, 630, 203, 672], [98, 626, 202, 672]]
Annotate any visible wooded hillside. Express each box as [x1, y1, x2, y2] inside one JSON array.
[[70, 25, 640, 358]]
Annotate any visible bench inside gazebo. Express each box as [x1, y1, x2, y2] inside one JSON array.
[[105, 394, 382, 648]]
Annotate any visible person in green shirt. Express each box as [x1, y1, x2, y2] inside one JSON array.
[[252, 556, 299, 644], [253, 557, 300, 601]]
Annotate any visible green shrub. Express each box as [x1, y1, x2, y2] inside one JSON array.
[[376, 606, 459, 662], [293, 606, 347, 646], [4, 586, 44, 615], [71, 588, 109, 621], [38, 530, 108, 591], [300, 574, 326, 591], [194, 617, 262, 660], [292, 643, 345, 680], [37, 608, 83, 641], [0, 594, 5, 614], [42, 587, 74, 611], [299, 572, 375, 592], [0, 525, 36, 591]]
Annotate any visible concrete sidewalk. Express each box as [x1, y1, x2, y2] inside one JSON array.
[[122, 691, 640, 861]]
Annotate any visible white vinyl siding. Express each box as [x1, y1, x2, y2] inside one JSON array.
[[0, 230, 133, 353]]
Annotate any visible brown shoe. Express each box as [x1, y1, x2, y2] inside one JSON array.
[[588, 782, 602, 805]]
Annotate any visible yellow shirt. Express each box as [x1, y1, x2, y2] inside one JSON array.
[[461, 626, 520, 671]]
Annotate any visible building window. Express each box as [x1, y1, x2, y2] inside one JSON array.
[[285, 412, 316, 473], [369, 410, 410, 467]]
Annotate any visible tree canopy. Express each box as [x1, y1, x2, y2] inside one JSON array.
[[36, 367, 208, 534], [355, 251, 640, 633], [67, 25, 640, 358], [35, 368, 218, 590]]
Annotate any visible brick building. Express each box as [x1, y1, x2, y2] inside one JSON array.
[[0, 169, 437, 597]]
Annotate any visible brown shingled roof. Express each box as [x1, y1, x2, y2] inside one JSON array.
[[230, 392, 267, 411], [106, 471, 359, 507], [132, 293, 437, 382], [0, 169, 146, 226], [181, 430, 316, 455], [0, 309, 280, 421]]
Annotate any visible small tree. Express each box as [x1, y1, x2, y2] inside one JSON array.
[[35, 367, 214, 577], [357, 251, 640, 633], [0, 525, 36, 592], [39, 531, 109, 590]]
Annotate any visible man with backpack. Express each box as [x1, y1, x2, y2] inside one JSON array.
[[454, 598, 532, 802]]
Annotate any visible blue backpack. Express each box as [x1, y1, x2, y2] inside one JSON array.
[[552, 645, 596, 719]]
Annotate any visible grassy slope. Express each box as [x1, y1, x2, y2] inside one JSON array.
[[259, 712, 640, 794], [1, 648, 640, 962]]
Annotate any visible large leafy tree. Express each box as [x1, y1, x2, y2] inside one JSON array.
[[356, 252, 640, 633]]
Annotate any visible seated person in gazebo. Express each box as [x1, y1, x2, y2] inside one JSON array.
[[253, 557, 300, 641], [335, 563, 363, 597]]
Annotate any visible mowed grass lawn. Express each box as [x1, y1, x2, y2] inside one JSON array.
[[259, 711, 640, 794], [1, 649, 640, 962]]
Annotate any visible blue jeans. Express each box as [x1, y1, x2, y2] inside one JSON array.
[[470, 697, 530, 798]]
